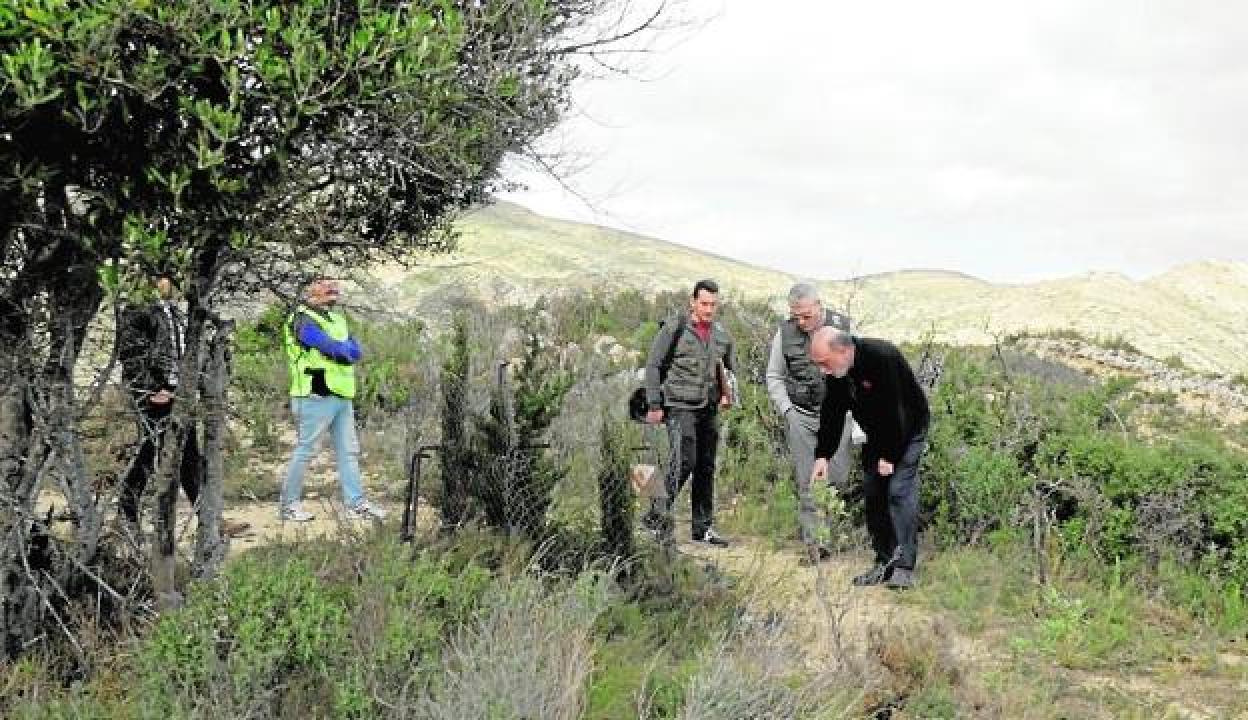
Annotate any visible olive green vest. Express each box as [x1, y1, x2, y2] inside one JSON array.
[[283, 306, 356, 399], [781, 309, 850, 412], [662, 317, 732, 410]]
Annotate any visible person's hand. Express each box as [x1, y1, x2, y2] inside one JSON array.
[[149, 389, 173, 405], [719, 392, 732, 409], [645, 408, 664, 425], [810, 457, 828, 484], [877, 459, 895, 477]]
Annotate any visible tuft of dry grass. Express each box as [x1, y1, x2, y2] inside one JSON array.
[[412, 569, 610, 720]]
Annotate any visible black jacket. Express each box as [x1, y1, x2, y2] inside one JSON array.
[[815, 337, 929, 464], [119, 301, 185, 397]]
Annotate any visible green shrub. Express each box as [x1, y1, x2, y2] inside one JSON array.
[[350, 316, 429, 416], [1156, 557, 1248, 636], [921, 345, 1248, 586], [717, 382, 796, 542], [598, 414, 637, 558], [1097, 333, 1141, 355], [930, 445, 1028, 541], [137, 552, 352, 716], [126, 539, 493, 718]]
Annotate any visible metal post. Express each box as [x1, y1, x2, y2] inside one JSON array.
[[401, 444, 441, 543]]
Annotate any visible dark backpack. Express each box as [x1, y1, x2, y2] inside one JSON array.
[[628, 315, 686, 422]]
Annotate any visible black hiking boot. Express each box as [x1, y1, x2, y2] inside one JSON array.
[[886, 567, 915, 590]]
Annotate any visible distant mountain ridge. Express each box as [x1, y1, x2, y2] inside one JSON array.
[[372, 202, 1248, 374]]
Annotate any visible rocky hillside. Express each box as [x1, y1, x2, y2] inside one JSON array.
[[369, 202, 1248, 375]]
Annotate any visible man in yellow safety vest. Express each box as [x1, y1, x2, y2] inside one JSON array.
[[278, 278, 385, 523]]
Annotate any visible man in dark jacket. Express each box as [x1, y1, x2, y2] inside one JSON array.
[[642, 279, 736, 546], [810, 326, 929, 588], [118, 274, 248, 538]]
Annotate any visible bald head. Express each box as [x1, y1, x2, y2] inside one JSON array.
[[809, 326, 855, 377], [304, 278, 342, 308]]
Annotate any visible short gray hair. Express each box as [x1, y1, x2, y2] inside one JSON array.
[[787, 282, 821, 305]]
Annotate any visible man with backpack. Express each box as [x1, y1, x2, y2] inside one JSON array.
[[641, 279, 736, 547], [765, 283, 858, 564]]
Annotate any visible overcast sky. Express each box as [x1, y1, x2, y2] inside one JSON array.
[[501, 0, 1248, 283]]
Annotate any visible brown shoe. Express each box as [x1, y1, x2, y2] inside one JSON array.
[[221, 518, 252, 538]]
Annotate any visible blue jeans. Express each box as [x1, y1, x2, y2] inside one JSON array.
[[281, 396, 364, 510]]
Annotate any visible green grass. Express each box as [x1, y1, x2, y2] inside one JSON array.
[[907, 544, 1035, 636], [895, 539, 1248, 718], [907, 540, 1235, 674], [587, 581, 737, 718]]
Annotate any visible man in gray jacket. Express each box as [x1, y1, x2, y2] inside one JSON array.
[[642, 279, 736, 547], [765, 283, 858, 562]]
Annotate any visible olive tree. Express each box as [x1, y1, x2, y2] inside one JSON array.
[[0, 0, 669, 658]]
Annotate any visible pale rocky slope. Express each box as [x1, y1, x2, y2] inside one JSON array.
[[371, 202, 1248, 375]]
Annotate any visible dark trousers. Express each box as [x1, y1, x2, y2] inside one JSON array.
[[119, 400, 201, 524], [658, 407, 720, 536], [862, 434, 926, 570]]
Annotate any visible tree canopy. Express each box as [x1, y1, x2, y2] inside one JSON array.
[[2, 0, 606, 298]]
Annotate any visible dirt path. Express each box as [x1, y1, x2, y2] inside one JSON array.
[[34, 482, 419, 562], [669, 531, 1001, 711], [217, 494, 420, 558]]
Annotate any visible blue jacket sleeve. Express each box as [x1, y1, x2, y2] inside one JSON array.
[[342, 337, 362, 364], [294, 316, 360, 364]]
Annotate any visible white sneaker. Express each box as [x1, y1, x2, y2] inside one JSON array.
[[692, 526, 729, 547], [279, 504, 315, 522], [350, 500, 387, 521]]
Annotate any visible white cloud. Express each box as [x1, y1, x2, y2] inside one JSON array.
[[503, 0, 1248, 282]]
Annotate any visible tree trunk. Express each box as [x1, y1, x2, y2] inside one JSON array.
[[150, 244, 226, 608], [0, 307, 30, 494], [148, 306, 205, 610], [0, 377, 38, 659], [43, 260, 105, 564], [1, 242, 104, 657], [193, 317, 232, 579]]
